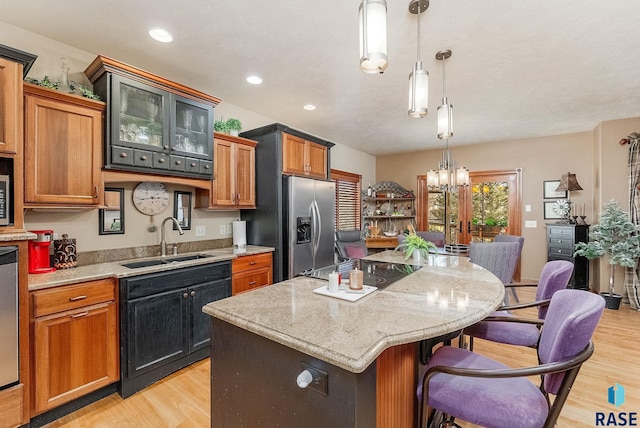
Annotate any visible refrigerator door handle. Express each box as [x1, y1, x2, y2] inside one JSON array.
[[311, 200, 321, 260]]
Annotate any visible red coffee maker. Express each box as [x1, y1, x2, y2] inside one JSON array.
[[28, 230, 56, 274]]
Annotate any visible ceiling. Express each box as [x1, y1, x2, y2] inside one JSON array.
[[2, 1, 640, 156]]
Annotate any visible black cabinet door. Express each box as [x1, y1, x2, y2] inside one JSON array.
[[189, 278, 231, 352], [126, 288, 188, 379]]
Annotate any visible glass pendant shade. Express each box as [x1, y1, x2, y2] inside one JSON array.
[[427, 170, 439, 187], [437, 98, 453, 139], [359, 0, 388, 74], [408, 61, 428, 118], [455, 166, 469, 187]]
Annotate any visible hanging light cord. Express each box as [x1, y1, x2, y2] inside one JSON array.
[[416, 6, 421, 61], [441, 54, 447, 99]]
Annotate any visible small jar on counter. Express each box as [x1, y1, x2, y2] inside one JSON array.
[[349, 268, 363, 291]]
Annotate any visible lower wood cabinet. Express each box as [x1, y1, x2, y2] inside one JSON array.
[[30, 279, 118, 415], [232, 252, 273, 295]]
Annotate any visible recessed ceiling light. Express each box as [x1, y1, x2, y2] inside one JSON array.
[[246, 75, 263, 85], [148, 28, 173, 43], [303, 104, 316, 111]]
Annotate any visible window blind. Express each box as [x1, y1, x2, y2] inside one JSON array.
[[331, 169, 362, 231]]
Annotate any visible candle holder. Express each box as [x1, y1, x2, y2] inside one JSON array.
[[579, 215, 587, 225], [571, 215, 579, 224]]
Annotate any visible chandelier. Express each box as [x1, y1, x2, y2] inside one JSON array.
[[426, 49, 468, 191]]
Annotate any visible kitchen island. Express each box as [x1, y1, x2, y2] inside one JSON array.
[[203, 250, 505, 427]]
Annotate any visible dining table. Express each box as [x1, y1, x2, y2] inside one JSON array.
[[203, 249, 504, 427]]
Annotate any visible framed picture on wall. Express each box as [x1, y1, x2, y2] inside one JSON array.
[[544, 201, 563, 220], [543, 180, 567, 199]]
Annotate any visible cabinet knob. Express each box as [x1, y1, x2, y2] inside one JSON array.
[[159, 158, 166, 163], [175, 160, 182, 165], [204, 164, 210, 169], [183, 292, 189, 299], [140, 155, 148, 161], [191, 162, 197, 167], [120, 152, 128, 158], [190, 290, 196, 297]]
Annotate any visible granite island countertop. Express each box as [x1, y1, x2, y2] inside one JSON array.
[[203, 250, 504, 373], [28, 245, 274, 291]]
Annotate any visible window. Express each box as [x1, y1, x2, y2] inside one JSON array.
[[331, 169, 362, 231]]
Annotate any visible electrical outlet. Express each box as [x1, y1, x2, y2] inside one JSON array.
[[226, 224, 232, 234], [220, 225, 226, 235], [195, 225, 206, 237], [300, 363, 328, 396], [525, 220, 537, 228]]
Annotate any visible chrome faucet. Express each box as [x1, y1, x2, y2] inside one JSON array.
[[161, 217, 184, 256]]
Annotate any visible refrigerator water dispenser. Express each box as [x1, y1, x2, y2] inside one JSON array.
[[296, 216, 311, 244]]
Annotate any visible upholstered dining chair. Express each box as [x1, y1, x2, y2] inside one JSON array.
[[334, 230, 367, 261], [469, 241, 520, 306], [493, 234, 525, 302], [418, 289, 605, 428], [462, 260, 574, 350], [397, 231, 445, 248]]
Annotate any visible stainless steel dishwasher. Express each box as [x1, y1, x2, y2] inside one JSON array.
[[0, 246, 18, 389]]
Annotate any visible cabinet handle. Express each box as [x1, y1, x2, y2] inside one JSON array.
[[69, 295, 87, 302], [94, 186, 99, 198], [70, 311, 89, 319], [163, 145, 170, 150], [183, 292, 189, 299], [249, 261, 257, 265], [204, 164, 210, 169], [140, 155, 148, 161], [249, 281, 257, 285], [159, 158, 166, 163], [191, 162, 197, 167], [120, 152, 128, 158], [190, 290, 196, 297], [175, 160, 182, 165]]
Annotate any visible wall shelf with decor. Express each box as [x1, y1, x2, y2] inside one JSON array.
[[362, 181, 416, 248]]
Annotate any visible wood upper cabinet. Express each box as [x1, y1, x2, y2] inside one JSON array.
[[23, 83, 104, 207], [0, 58, 22, 154], [30, 278, 118, 415], [282, 133, 328, 179], [196, 133, 256, 209]]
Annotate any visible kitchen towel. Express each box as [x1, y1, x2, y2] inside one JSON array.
[[233, 220, 247, 252]]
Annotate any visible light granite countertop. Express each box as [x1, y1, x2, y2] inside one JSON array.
[[203, 250, 505, 373], [28, 245, 274, 291]]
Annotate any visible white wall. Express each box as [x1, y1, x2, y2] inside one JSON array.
[[1, 21, 376, 252]]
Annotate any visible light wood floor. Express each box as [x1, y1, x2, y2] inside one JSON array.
[[44, 288, 639, 428]]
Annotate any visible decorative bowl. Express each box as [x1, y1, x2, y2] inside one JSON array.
[[383, 231, 398, 237]]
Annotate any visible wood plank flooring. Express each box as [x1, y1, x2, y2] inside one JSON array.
[[44, 288, 640, 428]]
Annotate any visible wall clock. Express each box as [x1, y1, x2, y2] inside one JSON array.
[[132, 182, 170, 216]]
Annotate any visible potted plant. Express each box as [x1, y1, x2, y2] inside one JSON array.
[[225, 118, 242, 136], [574, 200, 640, 309], [214, 119, 229, 133], [395, 225, 438, 262]]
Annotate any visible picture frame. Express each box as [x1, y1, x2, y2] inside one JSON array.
[[98, 188, 125, 235], [544, 201, 563, 220], [543, 180, 567, 199], [174, 191, 192, 230]]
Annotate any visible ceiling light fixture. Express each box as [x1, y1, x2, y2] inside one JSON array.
[[359, 0, 388, 74], [303, 104, 316, 111], [148, 27, 173, 43], [436, 50, 453, 139], [408, 0, 429, 118], [246, 75, 263, 85]]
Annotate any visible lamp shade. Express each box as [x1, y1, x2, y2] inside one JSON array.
[[359, 0, 388, 74], [408, 61, 428, 118], [555, 172, 583, 192], [437, 99, 453, 139]]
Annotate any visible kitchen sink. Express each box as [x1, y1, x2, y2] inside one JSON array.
[[121, 254, 210, 269]]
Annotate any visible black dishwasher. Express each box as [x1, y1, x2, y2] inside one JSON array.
[[119, 262, 231, 398]]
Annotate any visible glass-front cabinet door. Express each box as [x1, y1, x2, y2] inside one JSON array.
[[114, 77, 169, 152], [172, 95, 214, 175]]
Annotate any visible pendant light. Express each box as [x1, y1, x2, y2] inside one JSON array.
[[407, 0, 429, 118], [436, 50, 453, 139], [359, 0, 388, 74]]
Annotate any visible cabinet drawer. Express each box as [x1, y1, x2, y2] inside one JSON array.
[[133, 149, 153, 167], [547, 227, 574, 236], [32, 279, 116, 317], [200, 160, 213, 175], [112, 146, 134, 166], [170, 155, 186, 171], [233, 267, 272, 295], [548, 237, 574, 248], [153, 152, 170, 170], [232, 252, 273, 273], [548, 247, 575, 259], [185, 157, 200, 174]]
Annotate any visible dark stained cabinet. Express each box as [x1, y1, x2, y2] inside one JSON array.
[[546, 223, 589, 290], [120, 262, 231, 397], [85, 55, 219, 179]]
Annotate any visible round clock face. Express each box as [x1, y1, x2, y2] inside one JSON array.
[[133, 182, 169, 216]]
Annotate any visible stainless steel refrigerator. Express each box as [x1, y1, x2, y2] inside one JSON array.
[[284, 176, 336, 279]]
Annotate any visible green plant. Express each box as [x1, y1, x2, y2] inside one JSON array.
[[395, 233, 438, 260], [214, 119, 229, 133], [574, 200, 640, 296], [225, 118, 242, 131], [25, 76, 100, 100]]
